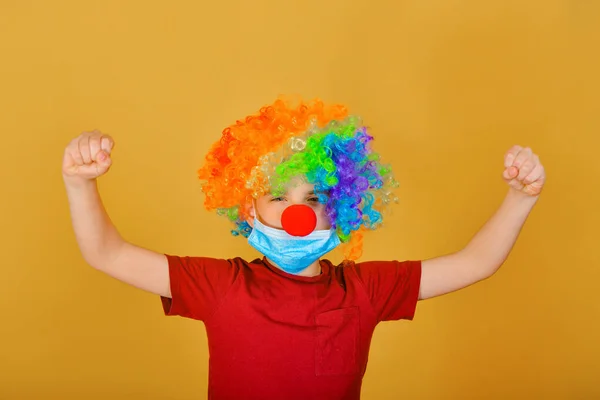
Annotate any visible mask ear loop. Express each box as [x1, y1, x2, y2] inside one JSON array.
[[250, 198, 265, 227]]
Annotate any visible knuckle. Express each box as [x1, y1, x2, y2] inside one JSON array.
[[89, 135, 101, 147], [91, 130, 103, 139], [69, 136, 82, 148]]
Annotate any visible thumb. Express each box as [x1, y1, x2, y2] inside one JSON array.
[[503, 166, 518, 181], [97, 150, 112, 167]]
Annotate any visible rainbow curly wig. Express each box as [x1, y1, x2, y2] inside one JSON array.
[[197, 97, 399, 260]]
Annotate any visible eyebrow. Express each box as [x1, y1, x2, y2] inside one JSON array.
[[268, 190, 318, 197]]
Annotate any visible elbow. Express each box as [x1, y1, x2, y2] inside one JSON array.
[[81, 240, 127, 272], [458, 249, 504, 283], [82, 252, 111, 272]]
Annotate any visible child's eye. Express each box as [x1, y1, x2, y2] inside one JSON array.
[[313, 194, 329, 203], [270, 197, 285, 202]]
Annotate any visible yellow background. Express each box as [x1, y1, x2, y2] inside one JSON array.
[[1, 1, 598, 399]]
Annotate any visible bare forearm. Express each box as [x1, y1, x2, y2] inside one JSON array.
[[64, 179, 125, 270], [61, 132, 171, 297], [463, 188, 539, 277], [419, 145, 545, 300], [419, 189, 539, 299]]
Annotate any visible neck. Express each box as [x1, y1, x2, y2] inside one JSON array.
[[267, 257, 322, 277]]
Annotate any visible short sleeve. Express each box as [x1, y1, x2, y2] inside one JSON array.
[[353, 260, 422, 322], [160, 254, 239, 321]]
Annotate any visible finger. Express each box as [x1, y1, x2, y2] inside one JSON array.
[[68, 138, 85, 166], [100, 135, 114, 155], [517, 155, 538, 181], [89, 134, 103, 163], [78, 134, 92, 164], [523, 163, 545, 185], [504, 145, 523, 168], [511, 147, 532, 169], [506, 176, 525, 192]]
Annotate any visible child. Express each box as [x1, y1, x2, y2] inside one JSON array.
[[62, 98, 545, 400]]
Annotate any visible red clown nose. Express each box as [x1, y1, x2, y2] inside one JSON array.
[[281, 205, 317, 237]]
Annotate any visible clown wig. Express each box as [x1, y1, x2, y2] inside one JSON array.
[[197, 97, 399, 261]]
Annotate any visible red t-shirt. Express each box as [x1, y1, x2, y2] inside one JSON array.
[[161, 255, 421, 400]]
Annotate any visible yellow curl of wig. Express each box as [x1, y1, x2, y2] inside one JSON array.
[[197, 97, 398, 261]]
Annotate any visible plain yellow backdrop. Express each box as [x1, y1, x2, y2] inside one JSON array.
[[1, 1, 598, 399]]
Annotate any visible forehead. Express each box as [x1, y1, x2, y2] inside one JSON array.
[[267, 182, 316, 196]]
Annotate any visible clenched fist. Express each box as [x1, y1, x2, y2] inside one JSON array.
[[62, 130, 115, 184], [502, 145, 546, 197]]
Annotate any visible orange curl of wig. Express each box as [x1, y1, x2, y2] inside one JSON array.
[[198, 97, 347, 214], [197, 97, 397, 261]]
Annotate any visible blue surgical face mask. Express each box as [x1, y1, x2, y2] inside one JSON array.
[[247, 217, 341, 274]]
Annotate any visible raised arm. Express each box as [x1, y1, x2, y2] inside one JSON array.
[[62, 131, 171, 298], [419, 145, 546, 300]]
